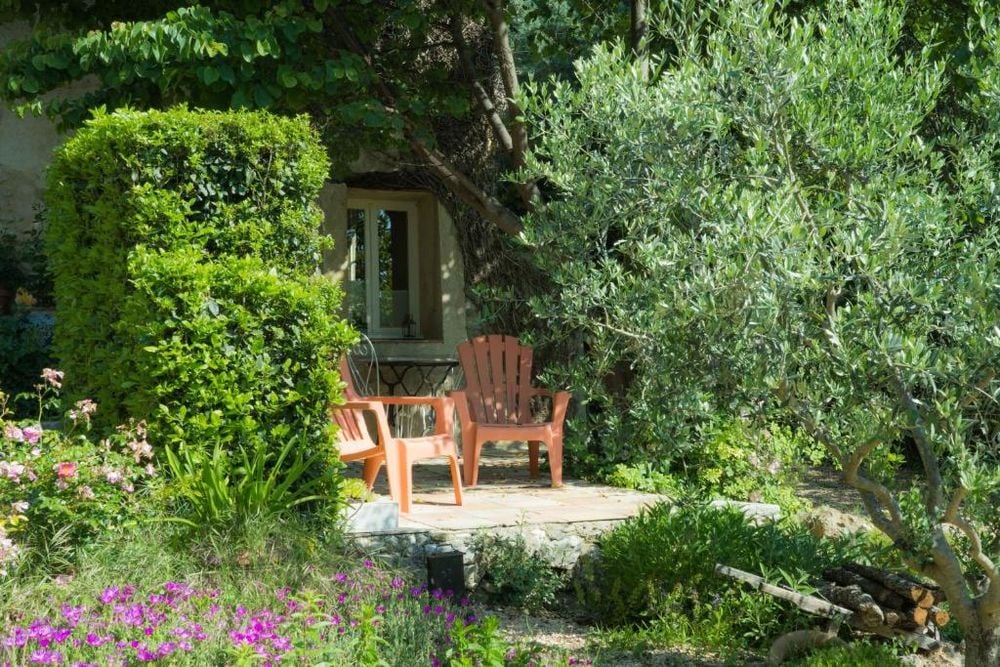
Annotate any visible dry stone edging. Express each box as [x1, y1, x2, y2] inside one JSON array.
[[348, 499, 782, 587]]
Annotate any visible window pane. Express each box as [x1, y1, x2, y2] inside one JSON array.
[[376, 208, 410, 332], [346, 208, 367, 331]]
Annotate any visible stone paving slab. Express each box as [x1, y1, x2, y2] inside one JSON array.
[[342, 442, 666, 533]]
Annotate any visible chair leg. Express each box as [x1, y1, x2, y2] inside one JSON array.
[[548, 435, 564, 488], [361, 456, 384, 490], [399, 451, 414, 514], [448, 454, 464, 507], [383, 443, 405, 509], [463, 435, 483, 487], [528, 441, 540, 479]]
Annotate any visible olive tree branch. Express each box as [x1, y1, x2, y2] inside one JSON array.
[[888, 365, 946, 515]]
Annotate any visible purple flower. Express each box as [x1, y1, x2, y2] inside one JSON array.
[[28, 649, 62, 665], [22, 425, 42, 444], [99, 587, 119, 605]]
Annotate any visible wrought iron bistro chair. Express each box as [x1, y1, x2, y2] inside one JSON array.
[[330, 355, 463, 514]]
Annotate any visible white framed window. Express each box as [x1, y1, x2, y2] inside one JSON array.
[[345, 199, 420, 338]]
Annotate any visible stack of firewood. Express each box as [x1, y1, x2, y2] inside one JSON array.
[[819, 563, 949, 634]]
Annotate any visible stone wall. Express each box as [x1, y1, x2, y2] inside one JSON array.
[[0, 23, 65, 239], [350, 519, 620, 587]]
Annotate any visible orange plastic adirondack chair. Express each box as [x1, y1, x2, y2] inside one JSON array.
[[451, 335, 571, 487], [330, 358, 463, 514]]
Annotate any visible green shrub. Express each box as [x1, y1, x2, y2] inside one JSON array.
[[578, 504, 893, 645], [0, 377, 156, 574], [45, 106, 335, 426], [45, 108, 354, 523], [124, 251, 350, 523], [687, 418, 824, 511], [472, 532, 567, 612]]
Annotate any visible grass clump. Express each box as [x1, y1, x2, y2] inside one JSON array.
[[789, 641, 906, 667]]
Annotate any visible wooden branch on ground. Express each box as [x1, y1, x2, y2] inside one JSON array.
[[715, 564, 851, 620], [818, 584, 884, 627], [848, 617, 941, 652], [844, 563, 934, 606]]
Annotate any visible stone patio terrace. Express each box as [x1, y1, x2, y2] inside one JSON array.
[[341, 442, 667, 579], [345, 441, 665, 531]]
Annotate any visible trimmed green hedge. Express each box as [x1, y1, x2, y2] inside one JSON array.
[[45, 107, 354, 514], [122, 247, 345, 461], [46, 107, 337, 422]]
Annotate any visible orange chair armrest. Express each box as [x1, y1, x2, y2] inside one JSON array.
[[448, 390, 474, 426], [375, 395, 455, 435]]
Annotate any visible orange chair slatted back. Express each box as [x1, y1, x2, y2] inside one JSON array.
[[457, 335, 534, 426]]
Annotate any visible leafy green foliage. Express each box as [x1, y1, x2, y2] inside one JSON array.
[[789, 641, 905, 667], [688, 419, 824, 510], [0, 1, 486, 173], [520, 0, 954, 475], [471, 532, 567, 612], [521, 4, 1000, 641], [45, 107, 354, 526], [578, 504, 892, 635], [0, 381, 156, 574]]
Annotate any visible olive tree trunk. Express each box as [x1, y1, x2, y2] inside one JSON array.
[[964, 622, 1000, 666]]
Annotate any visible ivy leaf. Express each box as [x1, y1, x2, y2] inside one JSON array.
[[277, 65, 297, 88], [231, 87, 251, 108], [253, 84, 273, 107], [199, 65, 220, 85]]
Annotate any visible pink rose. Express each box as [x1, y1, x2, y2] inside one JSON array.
[[69, 399, 97, 423], [0, 462, 26, 482], [3, 424, 23, 442], [40, 368, 64, 389], [54, 462, 77, 479], [104, 469, 123, 485], [21, 426, 42, 444]]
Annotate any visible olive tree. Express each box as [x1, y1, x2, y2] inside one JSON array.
[[522, 1, 1000, 660]]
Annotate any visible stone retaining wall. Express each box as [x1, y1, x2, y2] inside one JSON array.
[[351, 519, 623, 586]]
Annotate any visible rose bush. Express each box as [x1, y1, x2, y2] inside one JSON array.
[[0, 370, 156, 575]]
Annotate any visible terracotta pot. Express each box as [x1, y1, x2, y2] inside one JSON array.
[[0, 287, 13, 315]]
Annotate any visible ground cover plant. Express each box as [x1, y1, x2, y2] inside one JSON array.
[[0, 517, 589, 666], [788, 641, 905, 667], [471, 533, 567, 613]]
